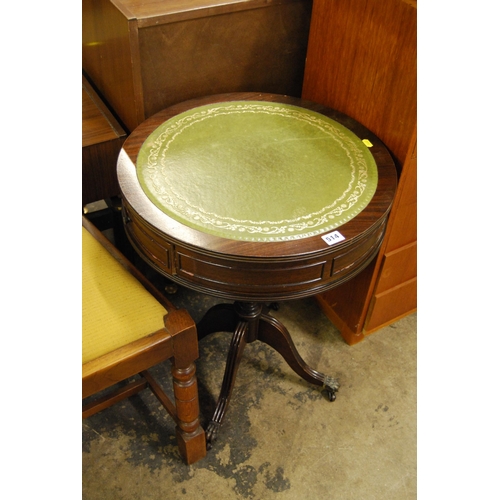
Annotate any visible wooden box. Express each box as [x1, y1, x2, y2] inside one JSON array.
[[82, 75, 126, 206], [82, 0, 312, 132]]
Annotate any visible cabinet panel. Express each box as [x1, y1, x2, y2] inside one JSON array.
[[376, 242, 416, 294], [302, 0, 416, 170], [83, 0, 137, 131], [138, 5, 311, 120], [82, 76, 126, 205], [365, 278, 417, 333], [385, 148, 417, 252], [385, 202, 417, 252]]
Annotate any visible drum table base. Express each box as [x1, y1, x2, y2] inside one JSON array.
[[197, 301, 339, 447]]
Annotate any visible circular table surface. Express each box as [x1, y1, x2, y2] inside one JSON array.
[[136, 101, 378, 242], [118, 93, 397, 300]]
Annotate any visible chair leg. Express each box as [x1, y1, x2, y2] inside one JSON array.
[[168, 309, 207, 464], [172, 363, 206, 464]]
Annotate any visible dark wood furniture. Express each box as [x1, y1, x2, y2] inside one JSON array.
[[302, 0, 417, 344], [117, 92, 397, 446], [82, 216, 206, 464], [82, 75, 126, 206], [82, 0, 312, 133]]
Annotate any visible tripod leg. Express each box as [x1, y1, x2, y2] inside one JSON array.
[[205, 320, 248, 448], [258, 313, 339, 401]]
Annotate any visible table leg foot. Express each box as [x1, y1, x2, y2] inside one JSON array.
[[205, 421, 221, 450], [323, 375, 340, 401], [258, 312, 339, 401]]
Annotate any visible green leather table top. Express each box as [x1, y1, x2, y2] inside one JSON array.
[[137, 101, 378, 242]]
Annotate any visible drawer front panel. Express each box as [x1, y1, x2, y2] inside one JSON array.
[[365, 278, 417, 333], [376, 242, 416, 293]]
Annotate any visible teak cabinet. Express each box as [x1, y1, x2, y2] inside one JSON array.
[[82, 0, 312, 133], [302, 0, 417, 344]]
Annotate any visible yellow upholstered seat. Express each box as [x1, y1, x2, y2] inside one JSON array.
[[82, 216, 206, 464], [82, 225, 166, 364]]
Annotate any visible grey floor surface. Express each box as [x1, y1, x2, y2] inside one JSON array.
[[82, 282, 417, 500]]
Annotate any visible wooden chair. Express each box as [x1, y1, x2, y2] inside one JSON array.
[[82, 216, 206, 464]]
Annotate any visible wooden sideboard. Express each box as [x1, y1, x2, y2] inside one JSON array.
[[82, 0, 312, 132], [302, 0, 417, 344]]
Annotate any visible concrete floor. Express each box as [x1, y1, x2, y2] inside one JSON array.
[[83, 275, 417, 499]]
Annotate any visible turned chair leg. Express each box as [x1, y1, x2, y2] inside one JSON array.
[[168, 309, 207, 464]]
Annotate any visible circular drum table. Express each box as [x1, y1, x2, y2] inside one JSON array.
[[117, 93, 397, 447]]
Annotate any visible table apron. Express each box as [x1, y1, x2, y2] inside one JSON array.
[[122, 201, 387, 301]]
